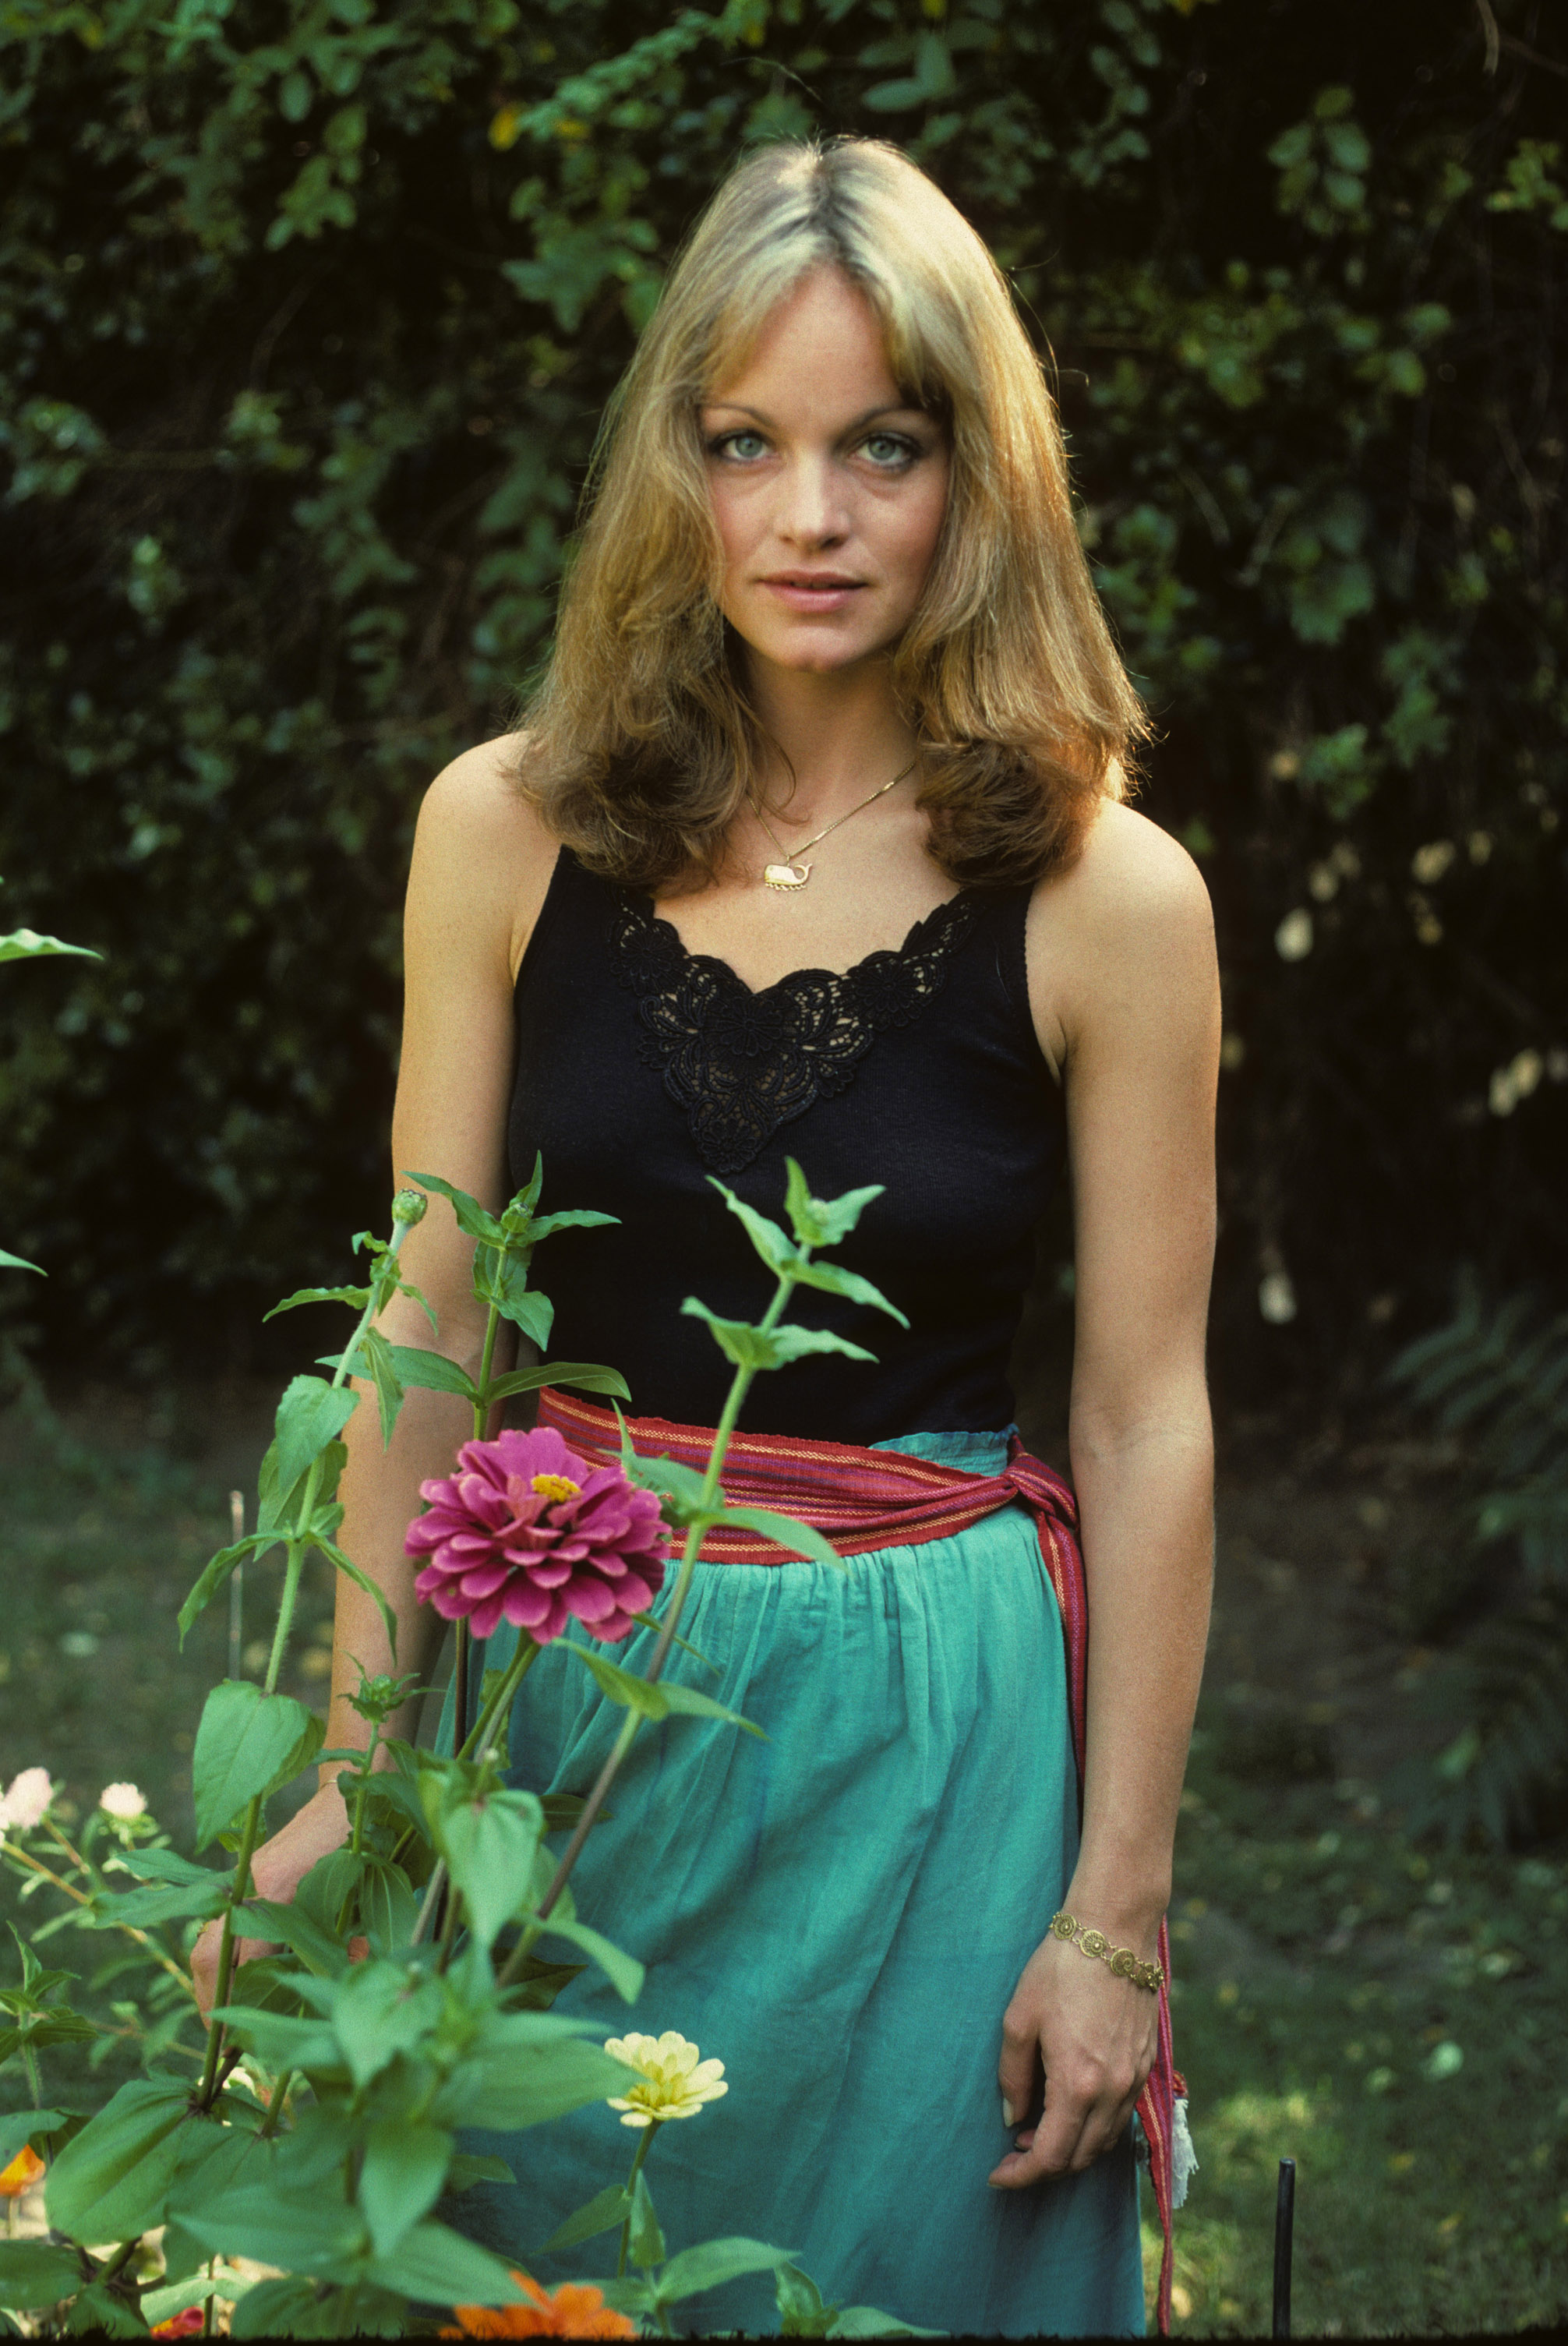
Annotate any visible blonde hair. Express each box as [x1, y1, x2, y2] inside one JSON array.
[[518, 137, 1145, 890]]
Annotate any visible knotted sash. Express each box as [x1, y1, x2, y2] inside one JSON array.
[[537, 1387, 1182, 2336]]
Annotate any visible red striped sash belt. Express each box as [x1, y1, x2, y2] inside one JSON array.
[[538, 1387, 1183, 2335]]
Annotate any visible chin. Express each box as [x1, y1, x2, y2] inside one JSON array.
[[746, 624, 901, 678]]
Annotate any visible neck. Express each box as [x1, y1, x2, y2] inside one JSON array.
[[743, 651, 917, 818]]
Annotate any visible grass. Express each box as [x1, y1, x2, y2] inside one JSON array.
[[2, 1380, 1566, 2336], [1146, 1726, 1568, 2334]]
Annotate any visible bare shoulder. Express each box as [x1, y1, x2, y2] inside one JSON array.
[[410, 733, 559, 978], [1027, 802, 1217, 1072]]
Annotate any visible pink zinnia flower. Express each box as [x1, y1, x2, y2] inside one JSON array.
[[406, 1427, 668, 1645]]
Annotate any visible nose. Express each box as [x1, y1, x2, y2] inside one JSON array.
[[774, 450, 850, 550]]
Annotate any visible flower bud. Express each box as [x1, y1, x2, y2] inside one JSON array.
[[390, 1189, 428, 1227]]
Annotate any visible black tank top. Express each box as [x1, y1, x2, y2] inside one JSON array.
[[508, 849, 1065, 1443]]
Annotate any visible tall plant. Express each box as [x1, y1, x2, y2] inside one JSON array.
[[0, 1163, 928, 2338]]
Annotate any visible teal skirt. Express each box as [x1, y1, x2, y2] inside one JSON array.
[[447, 1430, 1144, 2337]]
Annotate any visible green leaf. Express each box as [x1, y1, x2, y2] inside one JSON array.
[[262, 1284, 370, 1323], [628, 1610, 717, 1667], [475, 1245, 554, 1347], [777, 2260, 835, 2337], [629, 2168, 665, 2270], [0, 2240, 82, 2312], [192, 1680, 322, 1848], [382, 1344, 480, 1405], [523, 1910, 643, 2003], [828, 2308, 945, 2337], [0, 2110, 66, 2165], [89, 1872, 228, 1927], [235, 1897, 352, 1977], [312, 1535, 398, 1660], [207, 2006, 344, 2076], [230, 2277, 327, 2337], [681, 1300, 876, 1370], [366, 2219, 526, 2308], [655, 2237, 797, 2304], [178, 1532, 282, 1646], [358, 1325, 404, 1449], [330, 1959, 443, 2089], [0, 928, 99, 964], [485, 1361, 631, 1404], [65, 2280, 145, 2337], [257, 1436, 348, 1539], [175, 2184, 368, 2279], [536, 2182, 631, 2256], [434, 2014, 631, 2132], [273, 1375, 358, 1496], [0, 1247, 44, 1275], [786, 1256, 907, 1325], [570, 1647, 765, 1737], [137, 2268, 256, 2326], [358, 1855, 419, 1956], [440, 1792, 543, 1951], [115, 1846, 223, 1888], [358, 2118, 453, 2259], [445, 2151, 514, 2193], [707, 1180, 796, 1274], [783, 1161, 884, 1248], [709, 1507, 844, 1570], [526, 1207, 618, 1242], [402, 1170, 508, 1246], [44, 2076, 190, 2243]]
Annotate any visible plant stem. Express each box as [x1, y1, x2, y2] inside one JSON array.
[[616, 2123, 658, 2277], [349, 1721, 382, 1857], [410, 1860, 447, 1949], [454, 1637, 539, 1764], [195, 1214, 420, 2108], [257, 2069, 293, 2139], [500, 1263, 801, 1980], [3, 1845, 197, 2000], [452, 1295, 504, 1760]]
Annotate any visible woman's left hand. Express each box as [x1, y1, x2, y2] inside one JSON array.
[[988, 1927, 1158, 2187]]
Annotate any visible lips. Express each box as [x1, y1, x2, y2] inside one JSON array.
[[759, 572, 863, 589]]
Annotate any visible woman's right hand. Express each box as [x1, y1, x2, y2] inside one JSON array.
[[191, 1782, 351, 2020]]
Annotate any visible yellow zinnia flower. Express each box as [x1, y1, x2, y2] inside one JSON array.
[[603, 2031, 728, 2129]]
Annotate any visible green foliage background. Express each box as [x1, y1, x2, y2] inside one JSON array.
[[0, 0, 1563, 1379]]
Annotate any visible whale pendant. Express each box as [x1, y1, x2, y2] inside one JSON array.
[[763, 862, 811, 890]]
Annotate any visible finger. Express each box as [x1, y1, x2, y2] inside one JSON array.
[[996, 2012, 1040, 2135], [989, 2083, 1092, 2189]]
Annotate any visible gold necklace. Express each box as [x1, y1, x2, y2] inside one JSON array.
[[754, 760, 917, 892]]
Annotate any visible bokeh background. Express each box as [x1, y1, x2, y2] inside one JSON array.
[[2, 0, 1566, 2332]]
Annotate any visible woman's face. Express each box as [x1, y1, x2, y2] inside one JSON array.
[[699, 267, 949, 680]]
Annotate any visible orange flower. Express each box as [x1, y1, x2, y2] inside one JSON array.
[[0, 2143, 44, 2197], [150, 2312, 205, 2338], [441, 2271, 637, 2339]]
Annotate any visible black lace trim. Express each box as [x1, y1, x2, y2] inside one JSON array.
[[611, 895, 977, 1175]]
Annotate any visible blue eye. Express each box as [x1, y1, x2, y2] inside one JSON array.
[[709, 429, 768, 461], [860, 433, 918, 468]]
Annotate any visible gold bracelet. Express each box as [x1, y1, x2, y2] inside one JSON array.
[[1050, 1910, 1165, 1994]]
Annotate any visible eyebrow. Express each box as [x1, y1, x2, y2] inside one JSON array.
[[698, 400, 929, 430]]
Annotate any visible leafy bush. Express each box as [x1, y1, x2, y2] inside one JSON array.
[[1388, 1277, 1568, 1843], [0, 0, 1563, 1382]]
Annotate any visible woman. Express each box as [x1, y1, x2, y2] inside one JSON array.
[[204, 139, 1217, 2335]]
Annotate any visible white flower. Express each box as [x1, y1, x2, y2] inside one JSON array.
[[97, 1782, 146, 1821], [1274, 908, 1313, 962], [604, 2030, 729, 2129], [0, 1768, 53, 1832]]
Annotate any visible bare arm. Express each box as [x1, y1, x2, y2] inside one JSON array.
[[194, 737, 554, 2004], [992, 800, 1219, 2186]]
